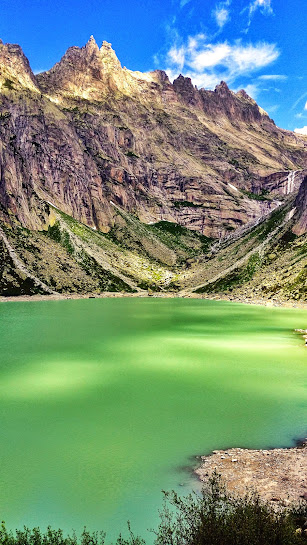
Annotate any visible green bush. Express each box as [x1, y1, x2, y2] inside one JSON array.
[[2, 78, 14, 90], [125, 151, 139, 158]]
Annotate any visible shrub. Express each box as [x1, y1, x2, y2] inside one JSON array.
[[2, 79, 14, 90], [1, 476, 306, 545], [154, 473, 307, 545]]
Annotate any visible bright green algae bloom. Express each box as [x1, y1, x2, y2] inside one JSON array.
[[0, 298, 306, 541]]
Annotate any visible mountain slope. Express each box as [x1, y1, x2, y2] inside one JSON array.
[[1, 176, 306, 300], [0, 37, 306, 239], [0, 37, 306, 300], [189, 190, 307, 301]]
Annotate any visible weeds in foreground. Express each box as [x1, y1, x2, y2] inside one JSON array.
[[1, 474, 306, 545], [154, 473, 307, 545]]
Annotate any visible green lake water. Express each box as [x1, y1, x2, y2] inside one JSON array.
[[0, 298, 306, 541]]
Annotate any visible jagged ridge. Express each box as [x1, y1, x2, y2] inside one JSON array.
[[0, 37, 306, 299], [0, 37, 306, 239]]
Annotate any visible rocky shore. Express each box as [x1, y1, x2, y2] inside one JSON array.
[[195, 439, 307, 506], [1, 291, 307, 310]]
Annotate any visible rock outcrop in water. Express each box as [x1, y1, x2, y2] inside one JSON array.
[[0, 37, 306, 298]]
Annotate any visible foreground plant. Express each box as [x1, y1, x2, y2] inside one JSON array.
[[1, 475, 306, 545], [154, 473, 307, 545]]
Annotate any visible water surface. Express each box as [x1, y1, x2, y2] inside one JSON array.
[[0, 298, 306, 540]]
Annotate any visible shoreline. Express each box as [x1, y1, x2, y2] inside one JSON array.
[[195, 438, 307, 506], [1, 291, 307, 310]]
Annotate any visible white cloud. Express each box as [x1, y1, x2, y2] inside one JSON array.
[[231, 43, 278, 71], [266, 104, 279, 113], [294, 126, 307, 135], [291, 91, 307, 110], [188, 43, 231, 71], [305, 101, 307, 110], [168, 46, 185, 70], [240, 83, 259, 99], [180, 0, 192, 8], [249, 0, 273, 16], [242, 0, 273, 32], [165, 35, 279, 90], [258, 74, 287, 80], [212, 2, 231, 29]]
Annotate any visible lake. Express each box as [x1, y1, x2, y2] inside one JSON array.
[[0, 298, 306, 541]]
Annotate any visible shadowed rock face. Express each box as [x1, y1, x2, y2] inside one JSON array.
[[0, 37, 306, 237]]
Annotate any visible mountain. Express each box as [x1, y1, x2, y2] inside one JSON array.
[[0, 37, 306, 300]]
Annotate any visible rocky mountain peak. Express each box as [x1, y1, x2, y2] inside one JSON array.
[[35, 37, 124, 99], [173, 74, 202, 107], [0, 40, 39, 92], [214, 81, 231, 96], [99, 40, 122, 71], [237, 89, 252, 101], [83, 35, 100, 58], [151, 70, 171, 85], [86, 35, 98, 48], [173, 74, 194, 88]]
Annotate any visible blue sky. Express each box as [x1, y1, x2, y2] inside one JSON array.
[[0, 0, 306, 132]]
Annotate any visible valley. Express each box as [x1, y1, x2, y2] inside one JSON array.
[[0, 37, 306, 302]]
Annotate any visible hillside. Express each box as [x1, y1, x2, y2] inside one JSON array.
[[0, 37, 306, 300]]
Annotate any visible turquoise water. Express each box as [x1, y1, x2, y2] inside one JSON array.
[[0, 298, 306, 541]]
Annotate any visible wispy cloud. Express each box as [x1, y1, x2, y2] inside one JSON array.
[[242, 0, 274, 32], [291, 91, 307, 110], [179, 0, 192, 8], [164, 34, 279, 90], [266, 104, 279, 113], [240, 83, 260, 100], [294, 126, 307, 135], [292, 97, 307, 127], [258, 74, 287, 80], [212, 1, 231, 29]]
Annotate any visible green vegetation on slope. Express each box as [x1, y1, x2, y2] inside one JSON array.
[[148, 221, 212, 258], [0, 193, 306, 300], [190, 196, 306, 301], [196, 253, 262, 293], [0, 239, 45, 296]]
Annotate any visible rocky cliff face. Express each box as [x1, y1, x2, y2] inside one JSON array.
[[0, 36, 306, 239], [293, 175, 307, 235]]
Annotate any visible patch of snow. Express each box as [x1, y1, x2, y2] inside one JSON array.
[[46, 200, 59, 210], [287, 207, 296, 220], [228, 183, 238, 191]]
